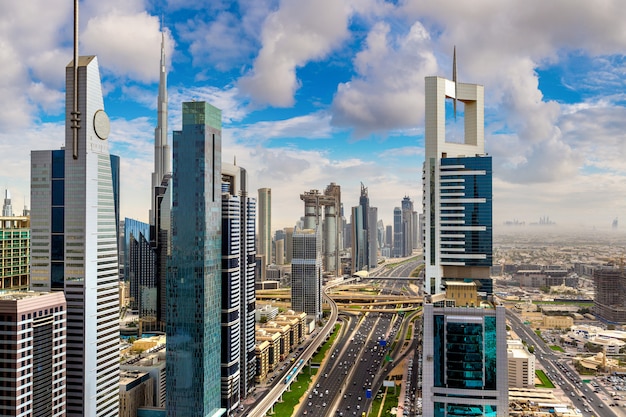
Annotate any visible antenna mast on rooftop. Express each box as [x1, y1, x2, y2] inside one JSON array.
[[71, 0, 81, 159]]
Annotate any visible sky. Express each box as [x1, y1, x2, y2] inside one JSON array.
[[1, 0, 626, 233]]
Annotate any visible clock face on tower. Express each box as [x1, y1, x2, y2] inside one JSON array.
[[93, 109, 110, 140]]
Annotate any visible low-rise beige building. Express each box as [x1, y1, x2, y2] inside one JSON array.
[[507, 339, 535, 388], [119, 370, 154, 417], [261, 321, 292, 358], [542, 315, 573, 329]]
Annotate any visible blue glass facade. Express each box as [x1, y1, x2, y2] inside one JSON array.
[[434, 402, 497, 417], [125, 218, 156, 317], [432, 315, 497, 390], [167, 102, 224, 417], [439, 156, 492, 268]]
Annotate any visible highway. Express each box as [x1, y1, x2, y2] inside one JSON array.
[[246, 283, 340, 417], [247, 257, 422, 417]]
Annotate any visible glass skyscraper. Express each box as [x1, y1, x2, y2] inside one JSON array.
[[423, 75, 492, 296], [421, 67, 505, 417], [166, 101, 224, 417], [125, 218, 156, 319], [291, 226, 322, 320], [30, 56, 120, 417]]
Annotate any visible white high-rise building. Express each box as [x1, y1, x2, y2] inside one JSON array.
[[422, 72, 492, 296], [30, 56, 120, 416], [221, 162, 257, 411]]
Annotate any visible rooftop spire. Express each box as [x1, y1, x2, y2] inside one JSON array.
[[453, 45, 458, 120], [150, 26, 170, 226]]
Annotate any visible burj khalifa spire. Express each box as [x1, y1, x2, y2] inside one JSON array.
[[151, 29, 170, 226]]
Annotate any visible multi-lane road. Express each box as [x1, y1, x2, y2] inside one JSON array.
[[508, 310, 621, 417], [247, 258, 422, 417]]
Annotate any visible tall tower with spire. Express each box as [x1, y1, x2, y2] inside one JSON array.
[[151, 30, 170, 227], [30, 1, 121, 414]]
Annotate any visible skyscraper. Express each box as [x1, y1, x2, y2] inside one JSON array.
[[151, 31, 171, 228], [401, 196, 414, 256], [125, 29, 171, 333], [221, 162, 257, 412], [257, 188, 272, 268], [124, 218, 156, 321], [284, 227, 294, 265], [291, 226, 322, 321], [350, 205, 366, 272], [421, 54, 503, 417], [358, 183, 370, 267], [393, 207, 402, 258], [368, 206, 378, 268], [2, 189, 13, 216], [30, 55, 120, 416], [167, 101, 224, 417], [422, 72, 492, 296]]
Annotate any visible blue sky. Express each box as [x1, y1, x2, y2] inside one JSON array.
[[1, 0, 626, 232]]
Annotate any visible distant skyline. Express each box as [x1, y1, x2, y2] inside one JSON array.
[[1, 1, 626, 231]]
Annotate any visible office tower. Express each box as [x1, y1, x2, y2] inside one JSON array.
[[358, 183, 370, 267], [368, 206, 378, 268], [385, 225, 392, 252], [350, 206, 366, 272], [275, 239, 285, 265], [291, 226, 322, 320], [422, 303, 508, 416], [2, 189, 13, 216], [422, 70, 492, 296], [221, 162, 257, 412], [393, 207, 402, 258], [300, 184, 341, 276], [30, 56, 120, 416], [592, 268, 626, 323], [0, 292, 66, 417], [421, 55, 502, 417], [411, 211, 419, 250], [343, 221, 352, 251], [257, 188, 272, 267], [401, 196, 414, 255], [167, 101, 224, 417], [125, 218, 156, 322], [284, 227, 294, 264], [0, 215, 30, 291]]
